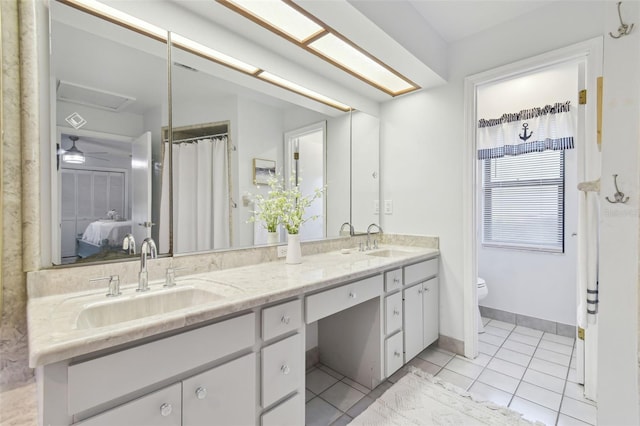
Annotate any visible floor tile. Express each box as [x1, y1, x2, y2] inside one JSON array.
[[478, 341, 500, 356], [522, 368, 566, 394], [479, 332, 506, 346], [570, 355, 577, 369], [514, 325, 545, 338], [469, 381, 512, 407], [509, 396, 558, 426], [560, 395, 597, 425], [477, 368, 520, 394], [458, 352, 492, 367], [542, 332, 575, 347], [495, 347, 532, 367], [417, 347, 454, 367], [345, 395, 374, 418], [367, 381, 393, 400], [563, 382, 596, 407], [539, 339, 574, 356], [484, 325, 511, 338], [534, 347, 572, 366], [341, 377, 370, 395], [487, 357, 526, 379], [330, 414, 352, 426], [567, 368, 578, 383], [502, 339, 536, 356], [557, 413, 593, 426], [307, 368, 340, 395], [515, 381, 562, 411], [319, 381, 365, 412], [487, 319, 516, 331], [305, 397, 342, 426], [444, 357, 484, 379], [481, 317, 491, 326], [508, 332, 541, 347], [387, 368, 408, 383], [436, 368, 474, 390], [318, 364, 345, 380], [432, 345, 456, 356], [306, 389, 316, 402], [407, 356, 441, 375], [529, 358, 569, 379]]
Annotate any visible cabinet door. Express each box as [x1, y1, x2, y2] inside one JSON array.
[[403, 282, 423, 362], [384, 292, 403, 335], [183, 352, 256, 426], [422, 277, 439, 347], [262, 334, 303, 408], [261, 393, 303, 426], [75, 383, 181, 426], [385, 331, 404, 377]]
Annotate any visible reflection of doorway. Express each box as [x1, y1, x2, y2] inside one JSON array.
[[285, 122, 326, 241]]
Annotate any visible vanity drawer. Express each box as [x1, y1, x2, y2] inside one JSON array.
[[385, 331, 404, 377], [305, 275, 383, 323], [262, 333, 303, 408], [385, 292, 403, 335], [68, 312, 255, 414], [384, 268, 403, 292], [262, 299, 302, 341], [404, 259, 438, 285], [261, 393, 303, 426]]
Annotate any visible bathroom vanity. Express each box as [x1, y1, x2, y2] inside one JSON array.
[[28, 244, 439, 426]]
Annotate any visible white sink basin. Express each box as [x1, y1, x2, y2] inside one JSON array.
[[366, 249, 413, 258], [75, 286, 224, 329]]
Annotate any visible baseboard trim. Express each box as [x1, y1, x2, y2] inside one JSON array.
[[479, 306, 576, 337], [437, 335, 464, 356]]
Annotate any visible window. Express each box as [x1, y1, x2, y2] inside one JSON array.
[[482, 150, 564, 252]]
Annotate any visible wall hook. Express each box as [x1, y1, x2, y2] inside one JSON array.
[[609, 1, 634, 39], [605, 174, 629, 204]]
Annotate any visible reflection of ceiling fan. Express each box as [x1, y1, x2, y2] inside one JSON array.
[[60, 136, 109, 164]]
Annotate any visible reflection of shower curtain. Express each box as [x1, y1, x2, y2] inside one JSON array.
[[159, 137, 230, 253]]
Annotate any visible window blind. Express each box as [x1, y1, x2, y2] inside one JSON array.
[[482, 150, 564, 252]]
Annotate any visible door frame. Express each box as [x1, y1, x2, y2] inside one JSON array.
[[461, 38, 603, 365]]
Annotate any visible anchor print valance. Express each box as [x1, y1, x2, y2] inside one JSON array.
[[477, 101, 574, 159]]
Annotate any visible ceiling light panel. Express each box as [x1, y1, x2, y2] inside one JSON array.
[[258, 71, 351, 111], [171, 33, 260, 74], [226, 0, 323, 42], [308, 33, 415, 95]]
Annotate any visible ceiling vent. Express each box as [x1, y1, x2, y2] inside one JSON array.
[[57, 80, 136, 112]]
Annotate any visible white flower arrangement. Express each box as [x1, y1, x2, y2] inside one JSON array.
[[249, 171, 324, 235]]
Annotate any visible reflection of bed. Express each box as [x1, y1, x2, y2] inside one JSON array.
[[77, 220, 133, 258]]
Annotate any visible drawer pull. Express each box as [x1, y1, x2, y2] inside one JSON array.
[[281, 315, 291, 324], [281, 364, 291, 375], [160, 403, 173, 417], [418, 288, 423, 294], [195, 387, 207, 400], [424, 287, 430, 292], [393, 308, 400, 316], [393, 277, 400, 283], [349, 292, 357, 299], [394, 351, 401, 358]]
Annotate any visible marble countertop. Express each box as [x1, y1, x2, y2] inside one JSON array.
[[27, 245, 439, 367]]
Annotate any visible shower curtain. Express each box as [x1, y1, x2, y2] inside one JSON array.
[[159, 136, 230, 253]]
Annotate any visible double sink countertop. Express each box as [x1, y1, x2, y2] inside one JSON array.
[[27, 245, 439, 368]]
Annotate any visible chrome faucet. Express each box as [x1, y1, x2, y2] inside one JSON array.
[[137, 237, 157, 292], [339, 222, 354, 236], [366, 223, 383, 250], [122, 233, 136, 255]]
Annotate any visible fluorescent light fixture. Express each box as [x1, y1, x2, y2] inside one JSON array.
[[258, 71, 351, 111], [57, 0, 167, 42], [226, 0, 323, 42], [218, 0, 420, 96], [171, 33, 260, 75]]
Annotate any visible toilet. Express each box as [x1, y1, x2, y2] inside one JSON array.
[[477, 278, 488, 333]]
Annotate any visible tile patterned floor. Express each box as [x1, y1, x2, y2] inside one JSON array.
[[305, 318, 597, 426]]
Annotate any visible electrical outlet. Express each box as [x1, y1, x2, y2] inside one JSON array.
[[374, 200, 379, 214], [277, 245, 287, 258], [384, 200, 393, 214]]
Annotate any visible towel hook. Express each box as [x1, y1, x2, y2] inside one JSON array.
[[609, 1, 634, 39], [605, 174, 629, 204]]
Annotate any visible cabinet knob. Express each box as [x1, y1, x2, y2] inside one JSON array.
[[393, 308, 400, 316], [424, 287, 430, 292], [160, 403, 173, 417], [281, 364, 291, 375], [394, 351, 401, 358], [393, 277, 400, 283], [349, 292, 357, 299], [418, 289, 423, 294], [281, 315, 291, 324], [195, 387, 207, 400]]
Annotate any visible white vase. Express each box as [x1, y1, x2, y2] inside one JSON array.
[[267, 231, 279, 245], [286, 233, 302, 264]]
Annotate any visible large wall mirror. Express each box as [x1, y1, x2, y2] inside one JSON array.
[[45, 0, 380, 266]]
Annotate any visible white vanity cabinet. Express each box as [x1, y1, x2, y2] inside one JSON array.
[[402, 258, 439, 362]]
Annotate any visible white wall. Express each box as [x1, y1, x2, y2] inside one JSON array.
[[380, 1, 605, 342], [351, 112, 380, 233], [477, 62, 579, 326]]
